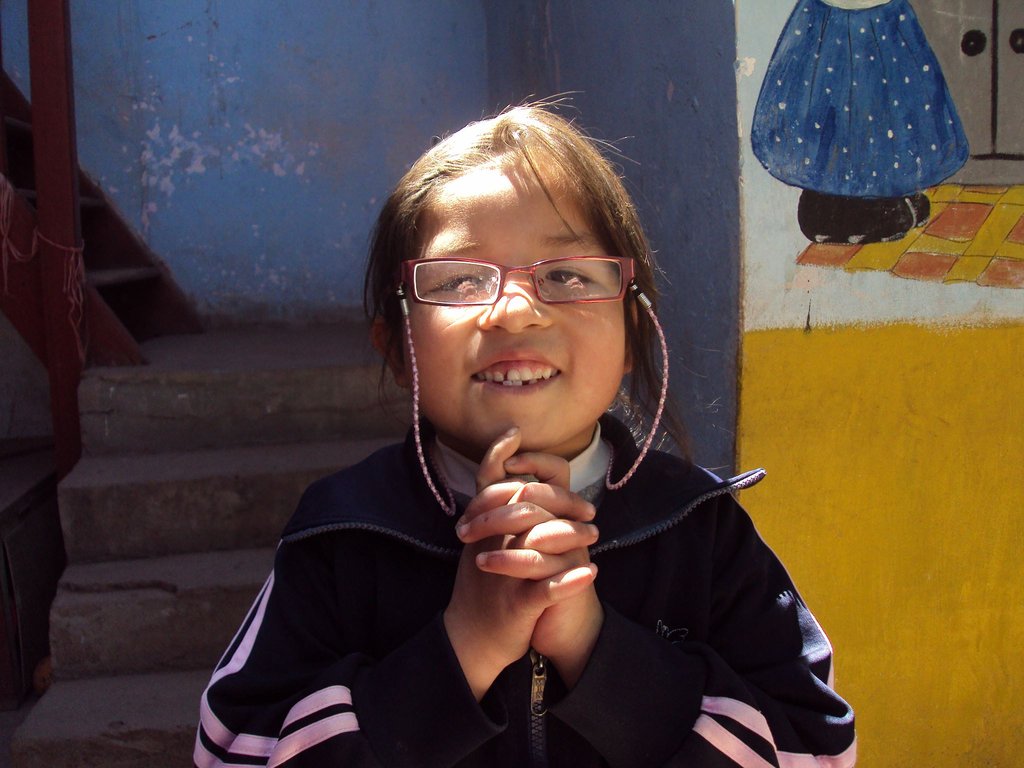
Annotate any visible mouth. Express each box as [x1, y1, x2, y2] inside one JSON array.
[[472, 365, 560, 387]]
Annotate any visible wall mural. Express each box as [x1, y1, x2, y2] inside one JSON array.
[[748, 0, 1024, 291]]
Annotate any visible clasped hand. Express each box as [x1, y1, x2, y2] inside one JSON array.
[[443, 427, 604, 701]]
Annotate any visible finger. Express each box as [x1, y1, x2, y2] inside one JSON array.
[[529, 564, 598, 606], [457, 501, 558, 544], [475, 549, 586, 581], [516, 520, 599, 554], [503, 452, 570, 490], [476, 427, 521, 493], [516, 483, 596, 522], [463, 480, 531, 522]]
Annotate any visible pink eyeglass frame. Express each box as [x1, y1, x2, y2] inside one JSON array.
[[398, 256, 636, 305]]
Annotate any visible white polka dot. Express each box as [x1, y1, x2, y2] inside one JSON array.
[[779, 102, 787, 110], [907, 123, 913, 130], [814, 122, 821, 129], [844, 105, 850, 112], [795, 29, 802, 35], [825, 87, 832, 94], [868, 114, 874, 121], [894, 161, 900, 168], [887, 129, 894, 138], [893, 99, 899, 106], [923, 64, 930, 72], [925, 104, 931, 111], [842, 147, 848, 153], [804, 158, 811, 165], [797, 137, 804, 144], [931, 144, 937, 150], [900, 14, 906, 21], [860, 27, 866, 33], [904, 76, 910, 83], [872, 171, 878, 176], [827, 67, 834, 73]]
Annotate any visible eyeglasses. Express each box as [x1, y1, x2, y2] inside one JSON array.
[[399, 256, 635, 306]]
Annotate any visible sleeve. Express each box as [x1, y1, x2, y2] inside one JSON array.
[[550, 497, 857, 768], [193, 536, 506, 768]]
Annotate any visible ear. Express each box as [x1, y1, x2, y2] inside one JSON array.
[[370, 318, 411, 389]]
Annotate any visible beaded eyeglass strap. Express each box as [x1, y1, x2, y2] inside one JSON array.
[[399, 286, 458, 516], [605, 283, 668, 490]]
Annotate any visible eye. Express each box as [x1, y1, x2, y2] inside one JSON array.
[[542, 268, 593, 296], [414, 262, 499, 303], [537, 259, 622, 300]]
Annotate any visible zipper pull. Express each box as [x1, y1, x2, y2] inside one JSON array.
[[530, 650, 548, 716]]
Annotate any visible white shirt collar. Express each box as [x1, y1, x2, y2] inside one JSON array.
[[435, 423, 611, 497]]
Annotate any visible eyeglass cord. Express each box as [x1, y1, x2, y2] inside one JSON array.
[[398, 281, 668, 516]]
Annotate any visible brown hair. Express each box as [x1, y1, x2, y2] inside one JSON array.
[[363, 103, 688, 455]]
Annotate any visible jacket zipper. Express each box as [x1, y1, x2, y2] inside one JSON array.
[[590, 468, 766, 555], [528, 649, 548, 767]]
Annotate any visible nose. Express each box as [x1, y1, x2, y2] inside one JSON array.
[[478, 273, 551, 332]]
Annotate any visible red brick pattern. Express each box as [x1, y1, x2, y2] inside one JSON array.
[[925, 203, 992, 241], [1008, 216, 1024, 245], [797, 244, 860, 267], [978, 259, 1024, 289], [892, 252, 958, 282]]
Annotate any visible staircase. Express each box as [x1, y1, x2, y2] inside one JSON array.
[[10, 324, 408, 767]]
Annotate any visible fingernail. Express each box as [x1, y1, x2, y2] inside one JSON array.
[[456, 521, 469, 538], [475, 552, 489, 567]]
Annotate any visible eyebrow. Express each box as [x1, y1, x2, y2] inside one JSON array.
[[544, 231, 601, 248]]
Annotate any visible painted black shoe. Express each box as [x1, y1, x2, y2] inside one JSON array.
[[798, 190, 929, 244]]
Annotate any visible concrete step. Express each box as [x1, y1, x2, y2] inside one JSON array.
[[49, 548, 273, 680], [11, 670, 207, 768], [79, 324, 409, 456], [59, 436, 396, 563]]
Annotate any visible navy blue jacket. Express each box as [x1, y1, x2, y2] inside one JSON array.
[[195, 417, 856, 767]]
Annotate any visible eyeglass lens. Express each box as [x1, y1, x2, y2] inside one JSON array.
[[412, 258, 624, 305]]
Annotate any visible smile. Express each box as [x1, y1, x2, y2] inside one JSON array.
[[473, 366, 559, 387]]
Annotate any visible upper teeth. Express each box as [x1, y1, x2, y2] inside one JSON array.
[[475, 367, 557, 386]]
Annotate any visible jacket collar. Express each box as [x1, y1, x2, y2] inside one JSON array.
[[282, 415, 764, 557]]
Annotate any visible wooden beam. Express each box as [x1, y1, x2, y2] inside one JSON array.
[[27, 0, 82, 478]]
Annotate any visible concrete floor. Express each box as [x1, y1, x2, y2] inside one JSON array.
[[0, 696, 37, 768]]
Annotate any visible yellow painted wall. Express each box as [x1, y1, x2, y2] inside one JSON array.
[[737, 322, 1024, 766]]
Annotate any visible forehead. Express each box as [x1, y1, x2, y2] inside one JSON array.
[[418, 162, 600, 251]]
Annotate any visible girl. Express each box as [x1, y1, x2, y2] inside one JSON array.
[[195, 105, 856, 767]]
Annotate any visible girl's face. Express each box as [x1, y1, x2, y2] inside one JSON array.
[[403, 162, 630, 463]]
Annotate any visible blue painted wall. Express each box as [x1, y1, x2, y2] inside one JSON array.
[[3, 0, 488, 322], [486, 1, 741, 471], [3, 1, 740, 468]]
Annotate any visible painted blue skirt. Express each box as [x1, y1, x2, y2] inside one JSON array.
[[751, 0, 969, 198]]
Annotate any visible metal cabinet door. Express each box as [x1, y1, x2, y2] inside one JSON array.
[[913, 0, 1024, 181]]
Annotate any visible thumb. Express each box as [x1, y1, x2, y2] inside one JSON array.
[[475, 427, 521, 493]]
